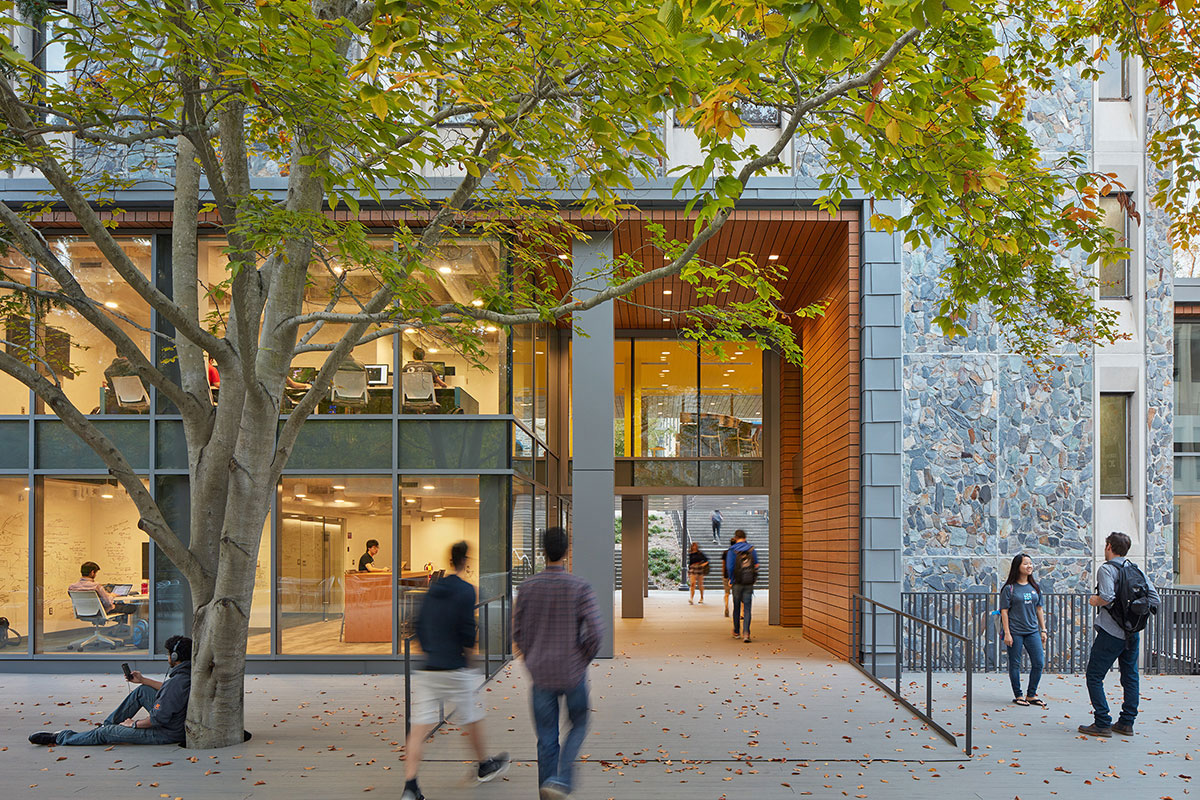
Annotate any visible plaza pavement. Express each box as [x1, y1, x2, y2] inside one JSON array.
[[0, 590, 1197, 799]]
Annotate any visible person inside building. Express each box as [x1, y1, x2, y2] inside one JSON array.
[[403, 348, 447, 388], [29, 635, 192, 746], [69, 561, 137, 621], [206, 355, 220, 389], [358, 539, 387, 572]]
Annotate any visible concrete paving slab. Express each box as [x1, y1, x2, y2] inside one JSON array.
[[0, 591, 1196, 799]]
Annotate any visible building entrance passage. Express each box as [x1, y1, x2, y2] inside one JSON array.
[[615, 494, 768, 619]]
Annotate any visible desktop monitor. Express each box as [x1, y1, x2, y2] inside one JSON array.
[[365, 364, 389, 386]]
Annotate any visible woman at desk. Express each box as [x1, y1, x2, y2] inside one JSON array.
[[358, 540, 388, 572]]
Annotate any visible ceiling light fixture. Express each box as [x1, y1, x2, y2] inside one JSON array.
[[104, 301, 118, 309], [332, 483, 345, 490], [100, 492, 114, 499], [557, 254, 569, 261], [768, 254, 779, 260], [405, 498, 416, 504], [428, 348, 439, 354], [422, 484, 435, 490], [471, 299, 484, 307], [404, 327, 417, 334], [485, 325, 498, 332], [293, 482, 307, 498], [438, 265, 452, 274], [662, 290, 672, 295], [662, 318, 670, 323]]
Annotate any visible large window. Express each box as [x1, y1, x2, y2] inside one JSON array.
[[634, 340, 698, 457], [1100, 393, 1131, 497], [1098, 194, 1132, 299], [277, 476, 393, 654], [1176, 498, 1200, 586], [0, 479, 29, 654], [0, 251, 33, 413], [36, 477, 149, 654], [38, 237, 153, 415]]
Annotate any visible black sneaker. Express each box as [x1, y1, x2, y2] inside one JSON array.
[[29, 731, 59, 746], [477, 751, 510, 783], [400, 785, 424, 800]]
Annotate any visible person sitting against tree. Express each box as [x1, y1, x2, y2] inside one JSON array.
[[29, 636, 192, 747]]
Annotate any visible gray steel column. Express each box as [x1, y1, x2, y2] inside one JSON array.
[[859, 202, 903, 676], [571, 232, 616, 657]]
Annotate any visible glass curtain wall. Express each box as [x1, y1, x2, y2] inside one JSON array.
[[0, 250, 33, 413], [1175, 320, 1200, 585], [0, 479, 29, 654], [277, 476, 393, 655], [36, 477, 150, 654]]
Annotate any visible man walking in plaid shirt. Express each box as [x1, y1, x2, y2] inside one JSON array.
[[512, 527, 604, 800]]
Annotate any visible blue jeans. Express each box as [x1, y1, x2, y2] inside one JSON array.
[[531, 679, 589, 792], [56, 685, 181, 746], [732, 584, 753, 635], [1085, 628, 1140, 728], [1006, 632, 1044, 698]]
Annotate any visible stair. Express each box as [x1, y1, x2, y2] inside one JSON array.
[[684, 499, 769, 591]]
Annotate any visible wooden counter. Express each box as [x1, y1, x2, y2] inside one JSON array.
[[343, 571, 392, 643]]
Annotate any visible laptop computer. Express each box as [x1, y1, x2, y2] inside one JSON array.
[[109, 584, 133, 597]]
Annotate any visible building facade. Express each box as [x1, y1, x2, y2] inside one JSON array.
[[0, 33, 1179, 671]]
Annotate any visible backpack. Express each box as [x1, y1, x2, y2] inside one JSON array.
[[1107, 560, 1159, 635], [734, 547, 758, 586]]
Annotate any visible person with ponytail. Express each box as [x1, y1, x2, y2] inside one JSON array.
[[999, 553, 1048, 707]]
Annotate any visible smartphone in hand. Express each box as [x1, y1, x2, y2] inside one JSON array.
[[121, 662, 132, 681]]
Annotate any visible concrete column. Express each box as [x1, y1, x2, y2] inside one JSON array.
[[621, 495, 646, 618], [571, 232, 616, 658]]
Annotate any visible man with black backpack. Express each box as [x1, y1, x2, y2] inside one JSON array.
[[1078, 532, 1160, 738], [724, 529, 758, 643]]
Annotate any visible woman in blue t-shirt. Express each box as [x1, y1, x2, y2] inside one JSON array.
[[999, 553, 1047, 707]]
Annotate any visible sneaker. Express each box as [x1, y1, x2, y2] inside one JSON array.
[[477, 752, 510, 783], [732, 630, 741, 638], [1077, 723, 1113, 738], [540, 782, 570, 800], [28, 731, 59, 746], [401, 786, 424, 800], [1112, 723, 1134, 736], [743, 635, 751, 643]]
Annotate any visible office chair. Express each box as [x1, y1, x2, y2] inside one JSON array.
[[110, 375, 150, 412], [331, 366, 370, 408], [401, 370, 439, 414], [66, 590, 122, 650]]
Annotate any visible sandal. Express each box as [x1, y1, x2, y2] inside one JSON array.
[[1026, 697, 1047, 707], [1013, 697, 1031, 706]]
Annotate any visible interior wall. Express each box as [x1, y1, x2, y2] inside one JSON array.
[[39, 481, 146, 634], [789, 221, 860, 658], [406, 516, 479, 579]]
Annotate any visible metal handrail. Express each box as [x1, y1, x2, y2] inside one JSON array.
[[851, 593, 973, 757], [902, 588, 1200, 675], [404, 594, 509, 738]]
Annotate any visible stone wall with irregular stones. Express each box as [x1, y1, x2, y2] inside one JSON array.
[[901, 69, 1174, 595]]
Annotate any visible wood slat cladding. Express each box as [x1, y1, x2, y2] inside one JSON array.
[[777, 220, 859, 659], [1176, 302, 1200, 318]]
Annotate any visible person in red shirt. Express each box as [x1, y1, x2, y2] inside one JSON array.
[[206, 356, 220, 389]]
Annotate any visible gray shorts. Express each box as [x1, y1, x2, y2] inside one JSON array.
[[410, 667, 484, 726]]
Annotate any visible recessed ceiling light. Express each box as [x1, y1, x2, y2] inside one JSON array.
[[662, 290, 672, 295], [404, 327, 417, 334], [768, 254, 779, 260], [104, 301, 118, 309], [100, 492, 114, 499], [471, 299, 484, 307], [485, 325, 498, 332], [332, 265, 345, 275], [434, 513, 443, 518], [536, 350, 544, 355], [294, 492, 306, 498], [405, 498, 416, 504], [661, 351, 669, 355], [332, 484, 345, 490], [428, 348, 439, 353], [734, 351, 744, 355], [438, 265, 452, 274], [557, 254, 569, 261], [722, 384, 730, 387], [662, 318, 670, 323], [423, 484, 435, 490], [474, 497, 480, 503]]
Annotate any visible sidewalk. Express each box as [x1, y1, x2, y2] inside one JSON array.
[[0, 591, 1196, 798]]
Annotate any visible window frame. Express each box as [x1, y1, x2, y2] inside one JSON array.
[[1097, 192, 1133, 300], [1100, 391, 1132, 498], [1097, 51, 1132, 102]]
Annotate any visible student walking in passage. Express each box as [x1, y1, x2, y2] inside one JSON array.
[[687, 542, 709, 605], [401, 541, 508, 800], [512, 527, 604, 800], [725, 529, 758, 642], [999, 553, 1047, 707]]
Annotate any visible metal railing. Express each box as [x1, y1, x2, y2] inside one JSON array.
[[403, 594, 510, 737], [851, 594, 973, 756], [902, 588, 1200, 675]]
